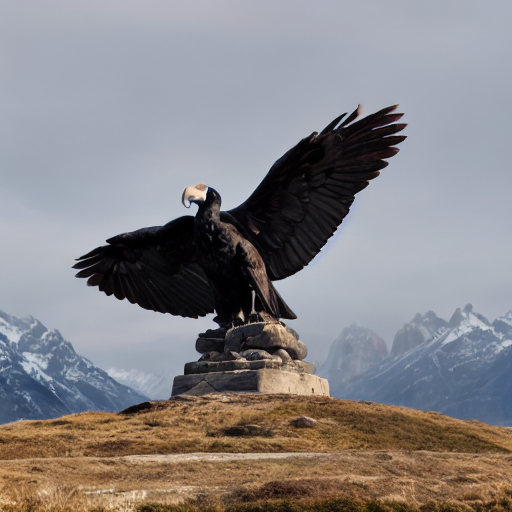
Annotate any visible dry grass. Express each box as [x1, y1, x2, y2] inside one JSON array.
[[0, 394, 510, 460], [1, 452, 512, 511], [1, 394, 512, 511]]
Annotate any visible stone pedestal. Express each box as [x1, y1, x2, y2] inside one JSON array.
[[171, 359, 330, 397], [171, 321, 330, 397]]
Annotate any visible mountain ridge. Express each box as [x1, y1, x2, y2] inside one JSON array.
[[0, 310, 148, 424], [322, 304, 512, 426]]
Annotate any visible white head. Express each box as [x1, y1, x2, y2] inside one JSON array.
[[181, 183, 208, 208]]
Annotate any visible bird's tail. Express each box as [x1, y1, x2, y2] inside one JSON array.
[[263, 280, 297, 320]]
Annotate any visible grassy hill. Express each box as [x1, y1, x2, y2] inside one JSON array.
[[1, 394, 512, 511]]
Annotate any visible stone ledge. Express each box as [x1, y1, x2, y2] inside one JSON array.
[[171, 369, 330, 397], [184, 359, 315, 375]]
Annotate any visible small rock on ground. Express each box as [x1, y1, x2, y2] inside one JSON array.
[[290, 416, 318, 428]]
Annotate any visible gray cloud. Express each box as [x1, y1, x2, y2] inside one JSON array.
[[1, 0, 511, 377]]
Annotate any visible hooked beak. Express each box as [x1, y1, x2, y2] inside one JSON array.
[[181, 184, 208, 208]]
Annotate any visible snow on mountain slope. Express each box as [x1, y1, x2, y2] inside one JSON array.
[[493, 310, 512, 336], [329, 304, 512, 426], [390, 310, 448, 356], [0, 310, 149, 424]]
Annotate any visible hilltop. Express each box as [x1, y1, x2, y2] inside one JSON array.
[[1, 393, 511, 459], [1, 394, 512, 511]]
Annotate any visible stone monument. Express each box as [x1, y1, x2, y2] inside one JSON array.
[[74, 106, 405, 400], [171, 318, 329, 396]]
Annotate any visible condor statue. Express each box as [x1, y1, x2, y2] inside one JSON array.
[[74, 105, 406, 329]]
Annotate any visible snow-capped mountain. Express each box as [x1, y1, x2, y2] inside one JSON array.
[[390, 310, 448, 356], [106, 367, 174, 400], [0, 310, 148, 424], [327, 305, 512, 426], [493, 310, 512, 336]]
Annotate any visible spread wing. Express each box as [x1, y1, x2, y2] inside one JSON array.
[[73, 216, 215, 318], [227, 105, 406, 280]]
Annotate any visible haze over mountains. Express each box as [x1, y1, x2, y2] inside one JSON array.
[[320, 304, 512, 426], [0, 310, 148, 424], [2, 305, 511, 426], [106, 367, 174, 400]]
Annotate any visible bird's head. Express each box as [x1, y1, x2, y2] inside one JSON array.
[[181, 183, 208, 208]]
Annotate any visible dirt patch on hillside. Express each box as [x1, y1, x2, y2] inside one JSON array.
[[1, 450, 512, 510]]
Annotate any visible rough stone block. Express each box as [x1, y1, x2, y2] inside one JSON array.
[[290, 415, 318, 428], [224, 322, 307, 360], [183, 359, 315, 375], [171, 368, 329, 397], [195, 337, 225, 354]]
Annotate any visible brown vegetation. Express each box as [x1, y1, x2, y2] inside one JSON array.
[[0, 394, 511, 511], [1, 394, 511, 460]]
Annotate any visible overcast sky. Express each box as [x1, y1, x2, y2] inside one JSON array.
[[1, 1, 511, 378]]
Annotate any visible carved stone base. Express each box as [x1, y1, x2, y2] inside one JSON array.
[[171, 363, 330, 397], [172, 323, 330, 397], [184, 359, 315, 375]]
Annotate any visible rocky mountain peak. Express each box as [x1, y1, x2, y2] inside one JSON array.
[[25, 318, 48, 339], [0, 310, 34, 333], [0, 309, 148, 424], [448, 304, 490, 330], [493, 310, 512, 336], [327, 305, 512, 426], [18, 325, 75, 356], [391, 310, 447, 356], [321, 323, 388, 389]]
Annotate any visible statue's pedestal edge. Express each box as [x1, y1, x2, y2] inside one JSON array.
[[171, 368, 330, 397]]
